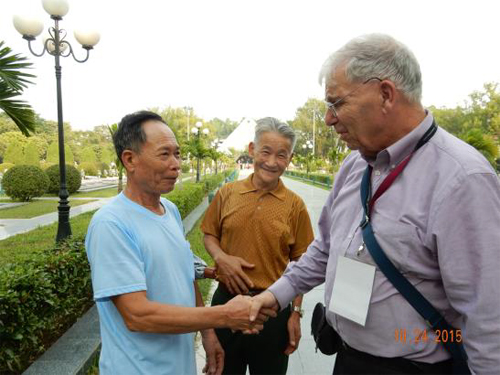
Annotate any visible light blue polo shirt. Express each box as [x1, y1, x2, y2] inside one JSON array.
[[85, 193, 196, 375]]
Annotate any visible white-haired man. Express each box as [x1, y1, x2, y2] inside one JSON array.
[[251, 34, 500, 374]]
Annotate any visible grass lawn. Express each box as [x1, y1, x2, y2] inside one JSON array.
[[0, 199, 97, 219], [71, 187, 119, 198], [186, 213, 215, 304], [0, 210, 96, 266]]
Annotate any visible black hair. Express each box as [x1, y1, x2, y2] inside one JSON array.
[[113, 110, 166, 164]]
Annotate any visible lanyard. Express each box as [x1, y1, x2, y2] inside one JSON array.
[[360, 122, 437, 228]]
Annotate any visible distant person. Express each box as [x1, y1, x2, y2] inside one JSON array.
[[86, 111, 276, 375], [201, 117, 314, 374], [250, 34, 500, 374]]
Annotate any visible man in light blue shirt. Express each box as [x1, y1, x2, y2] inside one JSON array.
[[86, 111, 276, 375]]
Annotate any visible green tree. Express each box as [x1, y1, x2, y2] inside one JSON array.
[[108, 123, 124, 192], [0, 130, 27, 157], [81, 146, 97, 163], [460, 128, 498, 166], [0, 41, 36, 136], [46, 142, 74, 165], [23, 142, 39, 166], [4, 139, 24, 164]]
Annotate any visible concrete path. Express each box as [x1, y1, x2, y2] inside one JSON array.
[[195, 171, 337, 374], [0, 175, 194, 241]]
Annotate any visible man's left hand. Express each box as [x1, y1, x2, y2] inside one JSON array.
[[201, 329, 224, 375], [284, 311, 302, 355]]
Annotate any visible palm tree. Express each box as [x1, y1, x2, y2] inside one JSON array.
[[108, 123, 124, 192], [0, 41, 36, 136]]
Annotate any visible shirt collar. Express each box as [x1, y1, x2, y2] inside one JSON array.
[[239, 173, 286, 201], [369, 111, 434, 168]]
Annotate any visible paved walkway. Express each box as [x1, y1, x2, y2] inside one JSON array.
[[195, 171, 337, 374], [0, 175, 194, 240]]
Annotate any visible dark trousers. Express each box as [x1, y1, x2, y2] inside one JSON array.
[[211, 285, 291, 375], [332, 343, 453, 375]]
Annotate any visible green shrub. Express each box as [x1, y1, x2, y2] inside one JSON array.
[[45, 164, 82, 195], [284, 170, 333, 187], [2, 165, 49, 201], [181, 164, 190, 173], [165, 182, 205, 219], [0, 162, 14, 173], [201, 173, 226, 193], [80, 162, 98, 176], [0, 236, 93, 374]]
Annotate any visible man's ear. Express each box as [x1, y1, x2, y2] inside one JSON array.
[[380, 80, 397, 113], [121, 150, 135, 173], [248, 142, 255, 157]]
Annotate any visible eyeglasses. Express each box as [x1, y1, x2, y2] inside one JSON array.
[[325, 77, 382, 118]]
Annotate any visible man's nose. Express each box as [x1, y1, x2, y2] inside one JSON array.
[[324, 109, 339, 127], [171, 157, 181, 171]]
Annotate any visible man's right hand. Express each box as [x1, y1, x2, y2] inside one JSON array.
[[223, 295, 277, 333], [215, 253, 255, 294], [249, 291, 279, 323]]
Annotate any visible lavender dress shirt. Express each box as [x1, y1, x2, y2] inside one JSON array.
[[269, 112, 500, 374]]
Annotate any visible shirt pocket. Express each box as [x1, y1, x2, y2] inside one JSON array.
[[370, 213, 423, 274], [270, 219, 292, 256]]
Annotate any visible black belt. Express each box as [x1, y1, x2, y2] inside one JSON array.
[[339, 342, 453, 374]]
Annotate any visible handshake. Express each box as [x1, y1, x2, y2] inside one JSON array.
[[221, 291, 280, 333]]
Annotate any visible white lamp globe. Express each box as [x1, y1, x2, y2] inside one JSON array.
[[42, 0, 69, 18], [74, 30, 100, 48], [13, 15, 44, 38]]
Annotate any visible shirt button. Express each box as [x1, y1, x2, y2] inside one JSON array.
[[391, 164, 396, 169], [257, 206, 261, 210], [374, 170, 381, 176]]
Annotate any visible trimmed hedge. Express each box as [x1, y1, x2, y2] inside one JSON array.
[[285, 170, 333, 187], [2, 165, 50, 201], [164, 182, 205, 219], [45, 164, 82, 195], [0, 237, 93, 374]]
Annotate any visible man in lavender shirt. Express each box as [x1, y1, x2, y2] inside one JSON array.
[[251, 34, 500, 374]]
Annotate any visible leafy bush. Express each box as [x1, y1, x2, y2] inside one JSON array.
[[181, 164, 190, 173], [2, 165, 49, 201], [45, 164, 82, 195], [80, 162, 98, 176], [285, 170, 333, 187], [0, 236, 93, 374], [0, 162, 14, 173], [165, 182, 205, 219]]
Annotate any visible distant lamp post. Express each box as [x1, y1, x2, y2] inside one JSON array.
[[191, 121, 209, 182], [13, 0, 100, 242], [302, 140, 313, 176], [211, 139, 224, 174]]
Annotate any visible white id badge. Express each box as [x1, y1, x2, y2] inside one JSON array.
[[329, 255, 376, 326]]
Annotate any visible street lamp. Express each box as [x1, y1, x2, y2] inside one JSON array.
[[302, 140, 313, 176], [191, 121, 209, 182], [13, 0, 100, 242], [211, 139, 224, 175]]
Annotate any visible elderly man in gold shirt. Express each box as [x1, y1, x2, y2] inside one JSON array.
[[201, 117, 314, 375]]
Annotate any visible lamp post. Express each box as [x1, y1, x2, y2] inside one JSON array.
[[13, 0, 100, 242], [302, 140, 313, 176], [191, 121, 209, 183], [211, 139, 224, 175]]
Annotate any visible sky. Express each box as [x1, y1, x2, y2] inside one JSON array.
[[1, 0, 500, 131]]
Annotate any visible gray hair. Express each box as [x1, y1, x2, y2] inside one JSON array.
[[254, 117, 297, 152], [318, 34, 422, 104]]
